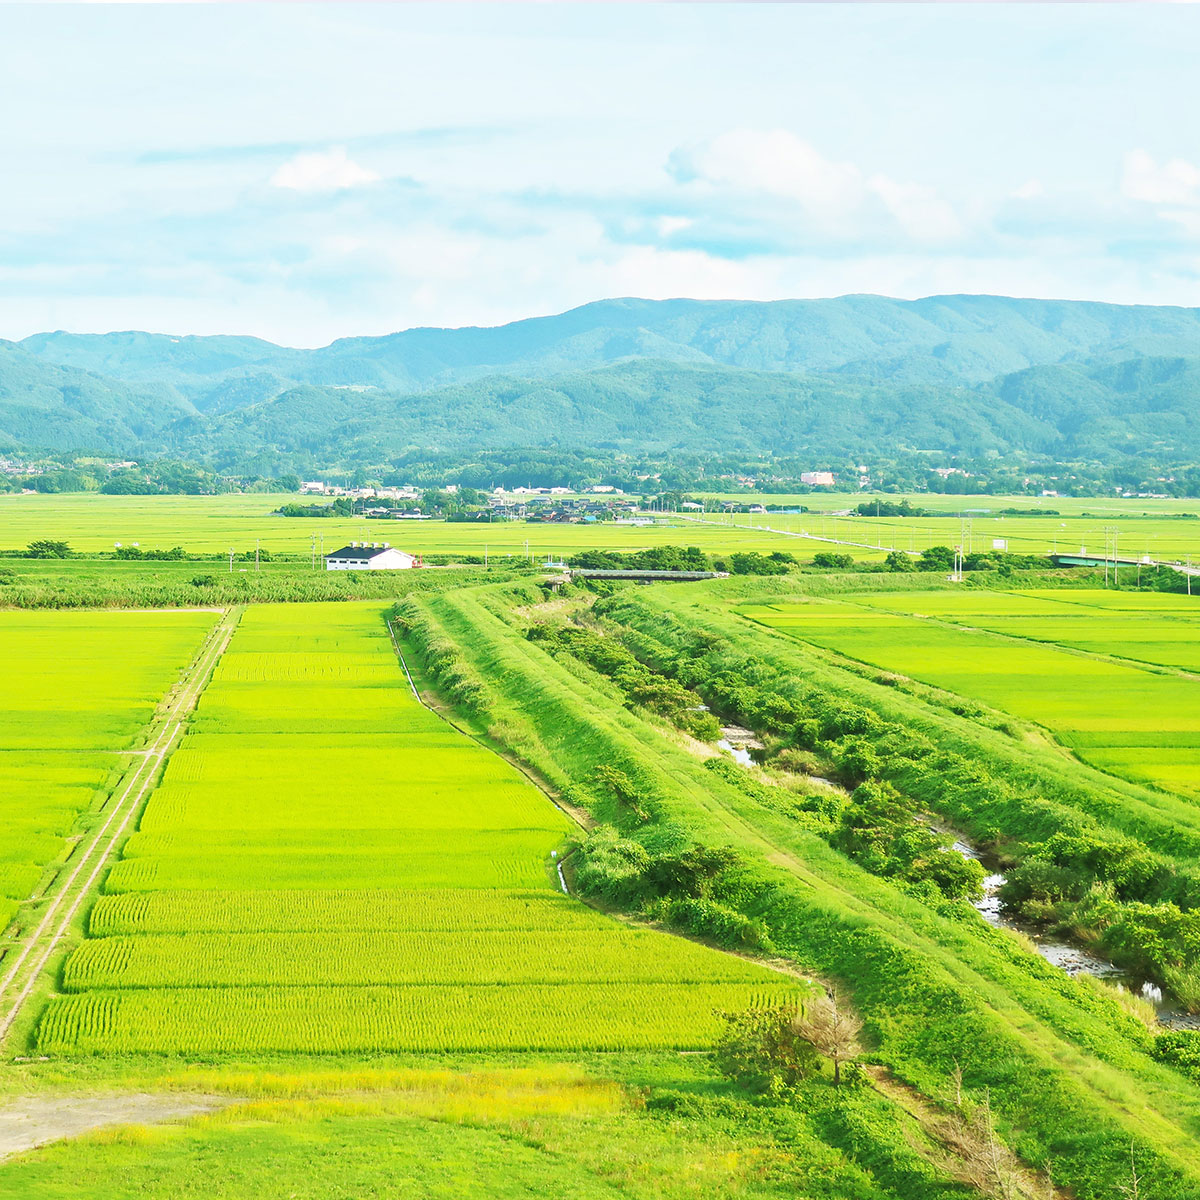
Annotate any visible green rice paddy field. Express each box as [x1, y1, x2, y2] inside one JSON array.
[[38, 602, 796, 1055], [0, 610, 214, 934], [698, 492, 1200, 518], [0, 493, 790, 557], [726, 509, 1200, 563], [743, 589, 1200, 799], [9, 491, 1200, 566]]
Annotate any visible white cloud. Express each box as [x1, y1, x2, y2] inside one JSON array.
[[680, 129, 861, 219], [655, 215, 693, 238], [1012, 178, 1045, 200], [270, 146, 379, 193], [671, 128, 960, 244], [867, 175, 961, 244], [1121, 149, 1200, 208]]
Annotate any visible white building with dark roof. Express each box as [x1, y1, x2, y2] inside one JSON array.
[[324, 542, 417, 571]]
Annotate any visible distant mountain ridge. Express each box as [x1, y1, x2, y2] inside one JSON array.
[[21, 295, 1200, 396], [4, 294, 1200, 466]]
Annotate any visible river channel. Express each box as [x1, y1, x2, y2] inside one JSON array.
[[714, 733, 1197, 1027], [947, 831, 1199, 1029]]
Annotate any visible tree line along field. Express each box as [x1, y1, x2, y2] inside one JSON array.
[[695, 493, 1200, 518], [742, 589, 1200, 799], [37, 601, 798, 1055], [0, 610, 214, 935]]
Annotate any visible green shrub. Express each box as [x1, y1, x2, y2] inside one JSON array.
[[1153, 1030, 1200, 1080], [715, 1003, 821, 1095]]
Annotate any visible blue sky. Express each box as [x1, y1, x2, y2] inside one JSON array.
[[2, 4, 1199, 345]]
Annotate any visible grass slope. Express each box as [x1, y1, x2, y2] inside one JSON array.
[[398, 577, 1200, 1199]]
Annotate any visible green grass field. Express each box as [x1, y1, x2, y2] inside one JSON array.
[[9, 563, 1200, 1196], [0, 1060, 975, 1200], [703, 508, 1200, 564], [38, 601, 797, 1055], [0, 610, 215, 934], [743, 589, 1200, 799]]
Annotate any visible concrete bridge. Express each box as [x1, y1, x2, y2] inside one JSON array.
[[1051, 552, 1200, 582]]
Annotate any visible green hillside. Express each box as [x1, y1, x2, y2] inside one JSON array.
[[5, 295, 1200, 466], [22, 295, 1200, 394], [0, 342, 191, 454]]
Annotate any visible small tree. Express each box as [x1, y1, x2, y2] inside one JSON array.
[[920, 545, 956, 572], [715, 1003, 821, 1095], [25, 539, 72, 559], [812, 552, 854, 569], [942, 1081, 1023, 1200], [793, 990, 863, 1086]]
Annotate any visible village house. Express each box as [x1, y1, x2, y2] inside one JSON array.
[[324, 542, 418, 571]]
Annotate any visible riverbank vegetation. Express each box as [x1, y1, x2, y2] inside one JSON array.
[[394, 574, 1200, 1199]]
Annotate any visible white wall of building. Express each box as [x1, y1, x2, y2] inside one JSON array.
[[325, 546, 416, 571]]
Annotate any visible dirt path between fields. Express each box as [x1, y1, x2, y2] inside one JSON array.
[[0, 1093, 232, 1160], [0, 606, 241, 1048]]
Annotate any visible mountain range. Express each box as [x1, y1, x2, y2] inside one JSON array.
[[3, 294, 1199, 468]]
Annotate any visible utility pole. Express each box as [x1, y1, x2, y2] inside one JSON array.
[[255, 538, 260, 572], [228, 547, 234, 574]]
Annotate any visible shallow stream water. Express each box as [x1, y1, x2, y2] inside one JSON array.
[[716, 738, 754, 767], [713, 743, 1198, 1027], [947, 833, 1199, 1029]]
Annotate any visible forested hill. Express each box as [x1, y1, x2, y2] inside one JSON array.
[[21, 294, 1200, 399], [4, 294, 1200, 466]]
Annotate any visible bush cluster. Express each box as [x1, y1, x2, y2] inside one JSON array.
[[572, 825, 774, 952], [528, 622, 720, 739]]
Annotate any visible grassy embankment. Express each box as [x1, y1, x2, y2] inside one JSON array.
[[597, 580, 1200, 997], [394, 575, 1200, 1200]]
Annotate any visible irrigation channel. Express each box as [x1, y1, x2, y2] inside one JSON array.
[[714, 735, 1199, 1029]]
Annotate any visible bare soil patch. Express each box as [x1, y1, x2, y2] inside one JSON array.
[[0, 1092, 230, 1159]]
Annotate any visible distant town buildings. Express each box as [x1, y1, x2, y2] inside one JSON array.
[[800, 471, 836, 487]]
